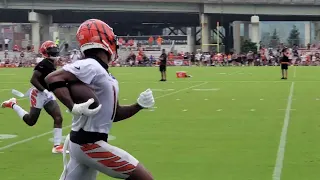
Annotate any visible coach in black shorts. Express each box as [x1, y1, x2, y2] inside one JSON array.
[[159, 49, 167, 81], [280, 48, 290, 80]]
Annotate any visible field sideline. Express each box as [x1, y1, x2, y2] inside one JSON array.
[[0, 66, 320, 180]]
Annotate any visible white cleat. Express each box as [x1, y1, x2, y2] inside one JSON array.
[[52, 145, 69, 154]]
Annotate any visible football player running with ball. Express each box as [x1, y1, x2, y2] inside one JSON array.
[[1, 41, 66, 154], [45, 19, 155, 180]]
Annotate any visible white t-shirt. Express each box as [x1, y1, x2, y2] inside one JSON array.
[[195, 53, 202, 61], [204, 54, 211, 61], [4, 39, 9, 44], [63, 58, 119, 134]]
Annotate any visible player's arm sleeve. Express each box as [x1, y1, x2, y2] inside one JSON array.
[[62, 61, 97, 84], [45, 69, 78, 110]]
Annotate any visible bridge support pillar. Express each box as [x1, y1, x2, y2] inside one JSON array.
[[314, 22, 320, 41], [251, 15, 260, 50], [187, 27, 196, 53], [201, 13, 210, 52], [223, 22, 232, 53], [243, 22, 250, 40], [28, 11, 52, 53], [233, 21, 241, 53], [305, 22, 311, 46]]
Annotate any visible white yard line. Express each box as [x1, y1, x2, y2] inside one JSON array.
[[0, 82, 208, 151], [193, 88, 220, 91], [228, 71, 242, 75], [272, 82, 295, 180], [0, 125, 72, 151], [0, 89, 11, 92], [293, 66, 297, 78], [154, 82, 208, 99]]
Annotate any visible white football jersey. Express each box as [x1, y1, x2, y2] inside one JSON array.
[[63, 58, 119, 134]]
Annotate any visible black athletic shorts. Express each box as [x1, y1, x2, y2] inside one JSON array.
[[281, 64, 288, 70], [159, 65, 166, 72]]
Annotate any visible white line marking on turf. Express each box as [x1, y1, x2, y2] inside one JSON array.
[[217, 109, 223, 112], [228, 71, 241, 75], [176, 98, 180, 101], [193, 88, 220, 91], [154, 82, 208, 100], [0, 82, 208, 151], [0, 125, 71, 151], [260, 99, 264, 101], [232, 99, 236, 101], [182, 109, 188, 112], [293, 66, 296, 78], [278, 109, 296, 111], [152, 89, 175, 91], [273, 82, 295, 180], [204, 99, 208, 101], [250, 109, 256, 112], [0, 89, 11, 92]]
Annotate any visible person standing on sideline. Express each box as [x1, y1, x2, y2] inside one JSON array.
[[55, 37, 60, 46], [159, 49, 167, 81], [280, 47, 290, 80], [4, 38, 10, 50]]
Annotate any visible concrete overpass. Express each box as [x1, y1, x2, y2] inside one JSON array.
[[1, 0, 319, 52], [1, 0, 320, 15]]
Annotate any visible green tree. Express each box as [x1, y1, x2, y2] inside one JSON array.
[[287, 25, 300, 47], [241, 39, 257, 53], [261, 32, 271, 48], [270, 29, 280, 48]]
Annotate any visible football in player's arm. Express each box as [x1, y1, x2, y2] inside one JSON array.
[[45, 69, 153, 120]]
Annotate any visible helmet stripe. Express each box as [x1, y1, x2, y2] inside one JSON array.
[[92, 20, 103, 43]]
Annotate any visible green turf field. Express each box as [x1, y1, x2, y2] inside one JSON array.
[[0, 66, 320, 180]]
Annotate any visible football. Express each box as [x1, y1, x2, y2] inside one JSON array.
[[68, 82, 100, 109]]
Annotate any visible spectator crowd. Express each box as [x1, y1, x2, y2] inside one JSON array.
[[2, 41, 320, 68]]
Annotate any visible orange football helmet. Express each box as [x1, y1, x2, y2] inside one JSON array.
[[40, 41, 59, 58], [76, 19, 118, 61]]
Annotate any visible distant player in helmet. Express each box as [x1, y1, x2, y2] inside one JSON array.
[[45, 19, 155, 180], [1, 41, 66, 154]]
